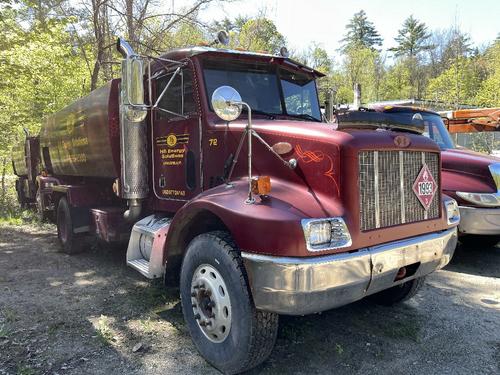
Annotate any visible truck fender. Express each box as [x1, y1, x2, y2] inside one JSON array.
[[162, 178, 344, 284]]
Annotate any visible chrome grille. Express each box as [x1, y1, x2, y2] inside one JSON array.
[[359, 151, 440, 231]]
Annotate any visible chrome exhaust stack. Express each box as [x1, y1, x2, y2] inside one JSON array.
[[117, 38, 148, 222]]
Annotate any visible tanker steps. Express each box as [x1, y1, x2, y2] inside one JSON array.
[[126, 215, 173, 279]]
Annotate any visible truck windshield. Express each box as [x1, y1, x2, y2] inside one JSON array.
[[421, 113, 455, 149], [203, 59, 321, 121]]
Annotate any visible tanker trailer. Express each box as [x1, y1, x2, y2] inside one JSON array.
[[36, 80, 123, 226], [36, 43, 148, 250], [39, 81, 121, 178], [11, 131, 40, 207]]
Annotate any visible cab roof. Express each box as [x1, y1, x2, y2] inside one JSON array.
[[158, 46, 326, 78]]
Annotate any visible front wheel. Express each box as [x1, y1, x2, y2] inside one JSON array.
[[369, 277, 426, 306], [180, 231, 278, 374]]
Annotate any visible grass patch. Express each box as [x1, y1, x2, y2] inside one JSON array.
[[0, 324, 10, 338], [0, 208, 41, 226], [2, 307, 17, 323], [139, 317, 155, 333], [335, 343, 344, 356], [96, 315, 116, 346], [380, 319, 421, 342], [16, 364, 36, 375], [47, 321, 65, 336]]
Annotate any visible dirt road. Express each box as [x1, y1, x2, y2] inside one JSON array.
[[1, 224, 499, 375]]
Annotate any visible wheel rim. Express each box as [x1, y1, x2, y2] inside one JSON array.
[[191, 264, 231, 343]]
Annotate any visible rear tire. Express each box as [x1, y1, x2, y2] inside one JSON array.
[[369, 277, 426, 306], [57, 197, 86, 254], [16, 178, 27, 208], [180, 231, 278, 374]]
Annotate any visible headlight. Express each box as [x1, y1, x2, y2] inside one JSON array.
[[456, 192, 500, 207], [444, 199, 460, 225], [301, 217, 352, 252]]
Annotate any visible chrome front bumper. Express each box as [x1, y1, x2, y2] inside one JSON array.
[[458, 206, 500, 235], [242, 227, 457, 315]]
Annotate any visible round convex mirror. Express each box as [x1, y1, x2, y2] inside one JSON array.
[[217, 30, 230, 46], [211, 86, 242, 122]]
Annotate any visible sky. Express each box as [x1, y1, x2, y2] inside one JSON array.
[[195, 0, 499, 57]]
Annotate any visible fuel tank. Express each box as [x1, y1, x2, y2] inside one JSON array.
[[40, 80, 121, 178]]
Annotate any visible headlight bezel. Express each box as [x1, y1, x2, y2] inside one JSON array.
[[301, 217, 352, 252], [456, 191, 500, 207]]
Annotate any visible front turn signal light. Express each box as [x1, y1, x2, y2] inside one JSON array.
[[251, 176, 271, 196]]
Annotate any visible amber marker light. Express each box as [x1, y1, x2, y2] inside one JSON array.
[[251, 176, 271, 196]]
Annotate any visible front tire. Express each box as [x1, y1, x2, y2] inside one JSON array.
[[180, 231, 278, 374], [369, 277, 426, 306], [57, 197, 86, 254]]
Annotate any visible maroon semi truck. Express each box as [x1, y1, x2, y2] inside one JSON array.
[[16, 36, 460, 374], [340, 105, 500, 246]]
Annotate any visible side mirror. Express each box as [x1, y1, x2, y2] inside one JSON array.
[[211, 86, 242, 121], [217, 30, 230, 45]]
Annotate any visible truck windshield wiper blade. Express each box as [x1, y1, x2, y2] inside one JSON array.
[[285, 113, 321, 122], [242, 108, 277, 119]]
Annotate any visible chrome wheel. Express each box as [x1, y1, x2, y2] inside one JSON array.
[[191, 264, 231, 343]]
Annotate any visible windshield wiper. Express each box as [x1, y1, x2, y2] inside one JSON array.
[[242, 108, 277, 120], [285, 113, 321, 122]]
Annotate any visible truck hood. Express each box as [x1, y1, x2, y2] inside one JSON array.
[[216, 118, 441, 200], [442, 147, 500, 178], [441, 147, 500, 195]]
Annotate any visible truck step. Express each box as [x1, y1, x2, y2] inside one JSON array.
[[126, 214, 172, 279], [127, 259, 151, 277]]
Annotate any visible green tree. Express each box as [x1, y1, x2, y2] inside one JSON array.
[[426, 57, 483, 106], [301, 43, 332, 74], [380, 60, 412, 99], [389, 16, 434, 98], [389, 15, 433, 58], [340, 10, 382, 51], [475, 41, 500, 106], [237, 18, 286, 53], [329, 47, 383, 105]]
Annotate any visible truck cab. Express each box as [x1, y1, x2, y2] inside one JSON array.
[[24, 38, 460, 374]]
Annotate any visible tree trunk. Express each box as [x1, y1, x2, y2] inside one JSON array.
[[1, 157, 7, 212]]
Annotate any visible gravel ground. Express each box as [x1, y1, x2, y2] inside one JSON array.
[[0, 224, 499, 375]]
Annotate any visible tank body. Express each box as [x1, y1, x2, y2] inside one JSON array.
[[12, 140, 28, 176], [40, 80, 121, 178], [12, 136, 41, 178]]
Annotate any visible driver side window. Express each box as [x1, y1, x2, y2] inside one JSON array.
[[156, 69, 196, 120]]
